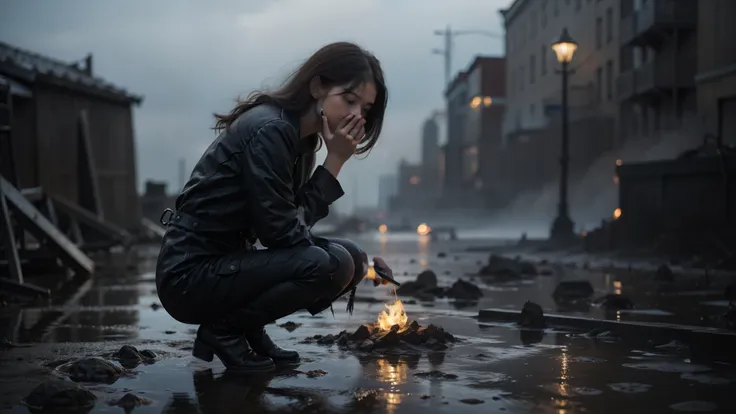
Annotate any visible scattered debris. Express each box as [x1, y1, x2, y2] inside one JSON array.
[[24, 379, 97, 411], [110, 345, 157, 368], [150, 302, 161, 310], [415, 370, 458, 380], [460, 398, 485, 405], [478, 254, 538, 278], [396, 270, 482, 301], [303, 321, 456, 352], [552, 281, 594, 306], [519, 301, 546, 329], [277, 321, 303, 332], [58, 356, 125, 383], [301, 369, 328, 378], [108, 393, 153, 410]]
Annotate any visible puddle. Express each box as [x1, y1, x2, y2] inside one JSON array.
[[680, 372, 732, 385], [4, 238, 736, 413], [607, 383, 652, 393], [618, 309, 674, 316], [622, 361, 712, 374], [670, 400, 719, 412]]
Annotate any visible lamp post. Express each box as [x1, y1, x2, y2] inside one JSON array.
[[549, 28, 578, 243]]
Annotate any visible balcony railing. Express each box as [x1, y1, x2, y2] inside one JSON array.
[[619, 0, 697, 46]]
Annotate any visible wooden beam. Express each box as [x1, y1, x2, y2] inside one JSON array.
[[0, 180, 23, 284], [77, 110, 104, 220], [0, 176, 94, 276], [51, 195, 132, 245]]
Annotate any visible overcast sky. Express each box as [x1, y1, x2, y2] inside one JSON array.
[[1, 0, 508, 212]]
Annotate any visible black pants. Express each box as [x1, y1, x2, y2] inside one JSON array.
[[158, 237, 364, 329]]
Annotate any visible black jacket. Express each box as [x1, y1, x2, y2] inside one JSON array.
[[156, 103, 345, 290]]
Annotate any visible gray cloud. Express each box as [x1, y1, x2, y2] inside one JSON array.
[[1, 0, 508, 209]]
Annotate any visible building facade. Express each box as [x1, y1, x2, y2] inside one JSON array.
[[617, 0, 698, 140], [498, 0, 620, 201], [420, 116, 441, 199], [441, 56, 507, 207], [695, 0, 736, 145], [377, 174, 397, 213], [501, 0, 621, 142], [442, 72, 469, 203]]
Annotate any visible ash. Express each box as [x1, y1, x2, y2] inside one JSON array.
[[301, 321, 457, 352]]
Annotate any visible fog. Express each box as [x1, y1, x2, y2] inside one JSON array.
[[420, 120, 704, 240]]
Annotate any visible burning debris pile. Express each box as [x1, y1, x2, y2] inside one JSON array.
[[302, 300, 456, 352]]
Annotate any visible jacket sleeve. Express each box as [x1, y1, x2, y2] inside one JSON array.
[[243, 121, 344, 248]]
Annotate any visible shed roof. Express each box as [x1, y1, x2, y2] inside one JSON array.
[[0, 41, 143, 105]]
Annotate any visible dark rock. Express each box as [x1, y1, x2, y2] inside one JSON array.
[[552, 281, 594, 303], [396, 281, 422, 295], [539, 268, 554, 276], [399, 329, 423, 345], [358, 339, 374, 352], [277, 321, 302, 332], [316, 334, 337, 345], [425, 286, 447, 297], [594, 294, 634, 310], [460, 398, 485, 405], [415, 370, 458, 380], [416, 270, 438, 288], [655, 265, 674, 282], [352, 325, 372, 341], [479, 254, 523, 278], [112, 345, 156, 368], [519, 301, 546, 329], [63, 357, 124, 383], [304, 369, 328, 378], [25, 379, 97, 411], [373, 330, 400, 348], [150, 303, 161, 310], [437, 252, 447, 258], [445, 279, 483, 300], [108, 393, 152, 410]]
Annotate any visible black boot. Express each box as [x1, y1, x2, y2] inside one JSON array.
[[245, 328, 300, 362], [192, 324, 275, 373]]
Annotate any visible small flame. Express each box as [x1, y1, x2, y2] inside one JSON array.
[[378, 224, 388, 234], [416, 223, 431, 236], [377, 299, 408, 331]]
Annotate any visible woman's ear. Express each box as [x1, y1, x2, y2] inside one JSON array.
[[309, 76, 323, 99]]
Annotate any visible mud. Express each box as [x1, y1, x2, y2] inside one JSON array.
[[1, 236, 735, 413]]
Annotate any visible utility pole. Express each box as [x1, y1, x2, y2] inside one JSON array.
[[432, 27, 503, 91]]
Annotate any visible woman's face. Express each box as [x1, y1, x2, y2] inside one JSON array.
[[320, 82, 377, 132]]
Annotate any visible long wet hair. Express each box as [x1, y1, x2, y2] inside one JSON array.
[[214, 42, 388, 155]]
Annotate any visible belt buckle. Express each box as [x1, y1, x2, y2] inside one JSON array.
[[160, 208, 175, 226]]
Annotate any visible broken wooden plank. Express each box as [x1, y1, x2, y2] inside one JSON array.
[[0, 176, 94, 276], [77, 110, 104, 219], [51, 195, 132, 246], [0, 177, 23, 284], [0, 277, 50, 297]]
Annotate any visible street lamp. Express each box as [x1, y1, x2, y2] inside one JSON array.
[[549, 28, 578, 244]]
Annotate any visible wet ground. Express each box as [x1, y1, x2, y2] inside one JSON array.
[[1, 234, 735, 413]]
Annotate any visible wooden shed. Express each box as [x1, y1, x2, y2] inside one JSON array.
[[0, 41, 143, 231]]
